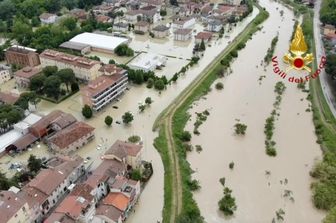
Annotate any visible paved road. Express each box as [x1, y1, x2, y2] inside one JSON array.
[[313, 0, 336, 117]]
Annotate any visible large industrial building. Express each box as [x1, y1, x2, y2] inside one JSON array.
[[60, 32, 129, 54]]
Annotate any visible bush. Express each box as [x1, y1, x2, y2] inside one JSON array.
[[154, 79, 165, 91], [147, 78, 154, 88], [266, 148, 277, 156], [229, 162, 235, 169], [188, 179, 201, 191], [122, 111, 134, 124], [218, 187, 237, 216], [128, 135, 141, 143], [219, 177, 226, 186], [234, 123, 247, 135], [215, 82, 224, 90], [114, 44, 134, 57], [180, 131, 192, 142], [82, 105, 93, 119], [105, 115, 113, 126], [145, 97, 153, 105]]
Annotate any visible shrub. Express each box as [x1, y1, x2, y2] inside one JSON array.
[[234, 123, 247, 135], [128, 135, 141, 143], [154, 79, 165, 91], [218, 187, 237, 216], [229, 162, 235, 169], [215, 82, 224, 90], [82, 105, 93, 119], [180, 131, 192, 142], [122, 112, 134, 124], [104, 115, 113, 126]]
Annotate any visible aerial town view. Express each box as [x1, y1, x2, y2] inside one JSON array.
[[0, 0, 335, 222]]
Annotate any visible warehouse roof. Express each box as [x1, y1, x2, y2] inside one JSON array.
[[68, 32, 129, 51]]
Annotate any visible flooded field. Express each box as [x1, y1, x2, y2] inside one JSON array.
[[0, 7, 258, 223], [185, 0, 325, 222]]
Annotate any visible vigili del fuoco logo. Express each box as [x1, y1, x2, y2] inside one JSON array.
[[271, 23, 326, 83]]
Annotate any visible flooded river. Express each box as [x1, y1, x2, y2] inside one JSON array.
[[185, 0, 325, 222]]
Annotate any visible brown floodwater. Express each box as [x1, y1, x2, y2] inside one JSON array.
[[185, 0, 325, 222], [0, 7, 259, 223]]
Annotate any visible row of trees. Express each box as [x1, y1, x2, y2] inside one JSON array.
[[30, 66, 79, 100]]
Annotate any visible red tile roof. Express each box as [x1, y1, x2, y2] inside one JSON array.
[[48, 122, 95, 149], [103, 192, 130, 211], [105, 140, 142, 159], [14, 66, 41, 79], [40, 49, 101, 70], [195, 31, 213, 40], [0, 191, 28, 222], [96, 204, 122, 222], [0, 92, 20, 105]]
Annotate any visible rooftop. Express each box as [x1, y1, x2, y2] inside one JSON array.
[[95, 204, 122, 222], [48, 121, 95, 150], [15, 66, 42, 79], [0, 191, 27, 223], [105, 140, 142, 159], [102, 192, 130, 211], [68, 32, 129, 51], [174, 28, 192, 35], [0, 92, 20, 105], [152, 25, 169, 32], [40, 49, 101, 70]]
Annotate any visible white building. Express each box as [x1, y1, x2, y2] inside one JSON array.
[[128, 53, 167, 72], [0, 65, 11, 84], [172, 17, 196, 30], [68, 32, 129, 54], [81, 64, 128, 111]]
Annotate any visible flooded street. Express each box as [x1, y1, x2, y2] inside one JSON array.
[[185, 0, 325, 222], [0, 7, 259, 223]]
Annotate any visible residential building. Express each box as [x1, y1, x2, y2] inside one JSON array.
[[174, 28, 192, 41], [134, 21, 150, 33], [70, 8, 88, 21], [81, 64, 128, 111], [324, 24, 336, 35], [19, 155, 84, 220], [195, 31, 213, 44], [109, 176, 140, 203], [0, 92, 19, 105], [96, 15, 113, 23], [113, 22, 129, 32], [47, 121, 95, 154], [39, 49, 102, 82], [0, 65, 11, 84], [152, 25, 170, 38], [5, 45, 40, 67], [172, 17, 196, 30], [141, 8, 160, 23], [14, 66, 42, 88], [29, 110, 69, 138], [39, 13, 58, 24], [93, 3, 115, 15], [125, 10, 143, 24], [128, 53, 167, 72], [0, 190, 31, 223], [86, 159, 127, 202], [94, 204, 123, 223], [102, 140, 143, 169], [223, 0, 242, 5], [207, 20, 223, 32], [45, 191, 95, 223]]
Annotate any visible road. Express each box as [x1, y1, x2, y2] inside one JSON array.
[[313, 0, 336, 117]]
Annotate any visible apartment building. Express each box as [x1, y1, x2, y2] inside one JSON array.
[[81, 64, 128, 111], [39, 49, 101, 82], [0, 65, 11, 84], [5, 45, 40, 67]]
